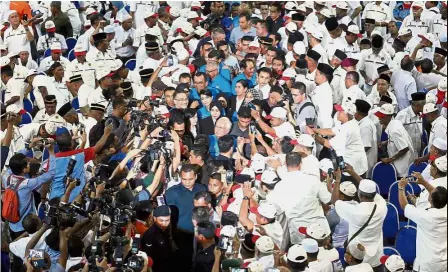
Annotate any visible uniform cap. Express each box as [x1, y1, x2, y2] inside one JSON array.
[[194, 26, 208, 37], [291, 12, 306, 21], [145, 41, 159, 52], [307, 49, 321, 62], [50, 42, 62, 53], [347, 243, 367, 261], [398, 27, 412, 37], [426, 92, 437, 104], [74, 44, 87, 55], [435, 47, 448, 57], [5, 104, 26, 115], [325, 17, 339, 32], [319, 158, 333, 174], [423, 103, 438, 114], [317, 63, 334, 77], [24, 69, 39, 82], [45, 20, 56, 32], [380, 255, 405, 272], [92, 32, 107, 42], [57, 102, 74, 117], [255, 236, 274, 254], [374, 103, 394, 118], [336, 1, 349, 9], [265, 107, 287, 120], [365, 18, 376, 25], [287, 245, 307, 263], [411, 92, 426, 102], [359, 179, 377, 194], [302, 238, 319, 253], [144, 11, 159, 19], [281, 68, 297, 80], [187, 11, 201, 20], [250, 202, 277, 219], [44, 95, 57, 104], [153, 205, 171, 217], [433, 138, 447, 151], [418, 33, 436, 45], [69, 74, 83, 83], [260, 169, 280, 185], [340, 182, 357, 197], [435, 156, 447, 172], [250, 153, 266, 173], [90, 103, 106, 112], [393, 38, 406, 48], [139, 68, 154, 78], [355, 99, 371, 114], [248, 40, 260, 49], [177, 22, 195, 35]]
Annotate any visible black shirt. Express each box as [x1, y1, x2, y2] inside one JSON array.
[[193, 244, 216, 272], [141, 225, 177, 272]]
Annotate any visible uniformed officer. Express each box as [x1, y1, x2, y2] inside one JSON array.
[[141, 41, 163, 71], [33, 95, 57, 123], [57, 102, 86, 134], [141, 205, 178, 272], [38, 42, 70, 72], [65, 44, 96, 89], [86, 32, 115, 73], [395, 92, 425, 158]]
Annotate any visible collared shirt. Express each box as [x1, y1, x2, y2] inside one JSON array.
[[385, 119, 415, 177], [359, 49, 392, 83], [32, 75, 66, 111], [422, 6, 441, 21], [312, 43, 329, 64], [86, 46, 115, 73], [428, 115, 447, 149], [325, 33, 346, 61], [330, 119, 369, 176], [318, 247, 343, 272], [51, 77, 71, 106], [301, 154, 320, 178], [9, 229, 51, 260], [340, 37, 361, 60], [391, 69, 418, 110], [61, 1, 81, 36], [129, 1, 159, 29], [402, 15, 433, 37], [362, 2, 392, 36], [32, 109, 54, 124], [267, 171, 331, 244], [133, 24, 164, 50], [405, 204, 447, 272], [345, 263, 374, 272], [194, 244, 216, 272], [294, 97, 317, 133], [141, 224, 177, 272], [2, 152, 56, 232], [4, 77, 24, 109], [77, 83, 96, 109], [65, 59, 96, 88], [411, 69, 445, 92], [4, 24, 33, 53], [308, 259, 334, 272], [0, 126, 25, 166], [335, 195, 387, 268], [311, 81, 334, 128], [395, 106, 423, 157], [416, 176, 447, 210], [433, 18, 447, 39], [38, 56, 71, 72], [343, 84, 367, 103], [358, 116, 377, 177], [84, 116, 98, 147], [165, 183, 207, 232], [332, 66, 346, 105], [37, 33, 68, 52], [366, 88, 398, 109], [114, 25, 136, 58], [229, 26, 257, 45]]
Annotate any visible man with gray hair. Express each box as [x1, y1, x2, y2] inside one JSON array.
[[391, 56, 418, 110], [344, 71, 367, 102], [193, 27, 226, 58], [209, 117, 232, 158]]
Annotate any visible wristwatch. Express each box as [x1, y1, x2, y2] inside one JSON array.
[[243, 196, 249, 200]]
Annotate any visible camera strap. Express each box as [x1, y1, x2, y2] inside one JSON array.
[[344, 204, 377, 250]]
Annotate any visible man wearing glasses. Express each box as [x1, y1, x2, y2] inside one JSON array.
[[206, 62, 231, 96]]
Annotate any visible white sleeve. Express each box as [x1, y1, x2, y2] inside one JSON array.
[[59, 36, 68, 50], [318, 182, 332, 204], [390, 130, 410, 152], [361, 125, 374, 148]]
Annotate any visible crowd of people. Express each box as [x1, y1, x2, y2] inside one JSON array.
[[0, 1, 447, 272]]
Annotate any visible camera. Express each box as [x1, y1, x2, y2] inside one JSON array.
[[29, 249, 46, 268], [167, 55, 174, 67], [225, 170, 234, 185], [249, 122, 257, 134], [43, 203, 77, 229]]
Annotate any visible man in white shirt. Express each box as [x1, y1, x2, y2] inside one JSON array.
[[375, 103, 415, 178], [343, 71, 367, 102], [114, 15, 136, 63], [331, 50, 348, 105], [267, 152, 331, 244], [355, 100, 378, 178], [65, 44, 96, 89], [423, 103, 447, 150], [33, 95, 57, 124], [308, 30, 328, 64], [83, 103, 105, 147], [24, 69, 66, 112], [302, 238, 333, 272], [362, 2, 393, 36], [416, 154, 447, 210], [88, 69, 113, 107], [310, 63, 334, 129], [4, 10, 33, 53], [341, 24, 362, 60], [251, 107, 296, 140], [399, 172, 447, 272], [133, 11, 164, 50], [333, 178, 387, 270], [433, 5, 447, 40], [391, 56, 418, 110], [395, 93, 425, 158], [38, 43, 70, 72], [1, 65, 23, 109], [419, 138, 447, 181], [324, 17, 346, 61], [402, 1, 434, 37], [37, 20, 68, 55], [344, 243, 374, 272]]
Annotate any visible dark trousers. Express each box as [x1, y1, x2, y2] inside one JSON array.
[[9, 229, 25, 272], [372, 264, 384, 272]]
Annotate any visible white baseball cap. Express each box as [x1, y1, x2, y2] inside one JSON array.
[[347, 243, 367, 261], [24, 69, 39, 81], [96, 69, 114, 81], [104, 25, 115, 34], [44, 114, 64, 135], [187, 11, 201, 20], [359, 179, 377, 194], [340, 182, 357, 197], [381, 255, 405, 272], [319, 158, 333, 174], [85, 7, 98, 16], [220, 225, 236, 237], [438, 78, 447, 92], [287, 245, 308, 263], [374, 103, 395, 118], [5, 104, 26, 115], [255, 236, 274, 254], [155, 105, 170, 118], [398, 27, 412, 37], [347, 24, 362, 38], [247, 261, 265, 272], [194, 26, 208, 37], [433, 138, 447, 151], [50, 42, 62, 52], [411, 1, 425, 9], [423, 103, 438, 114], [299, 222, 330, 240], [169, 7, 180, 17], [336, 1, 349, 9], [251, 153, 266, 173], [318, 8, 333, 18], [248, 40, 260, 49], [0, 56, 10, 67], [176, 48, 189, 61], [296, 4, 306, 13], [311, 30, 323, 40], [302, 238, 319, 253], [144, 10, 158, 19], [297, 134, 315, 148], [426, 92, 437, 104], [44, 20, 56, 30], [110, 59, 123, 71], [435, 156, 447, 173], [286, 22, 298, 33], [260, 170, 280, 185], [293, 41, 306, 55], [266, 107, 287, 120], [250, 202, 277, 219], [177, 22, 195, 35], [282, 68, 297, 80], [240, 167, 256, 180], [418, 33, 436, 45], [335, 102, 357, 116], [285, 1, 298, 10]]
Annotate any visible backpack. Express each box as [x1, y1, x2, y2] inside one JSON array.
[[2, 176, 26, 223]]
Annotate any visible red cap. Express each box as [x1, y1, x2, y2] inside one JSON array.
[[191, 6, 201, 11], [251, 235, 261, 244], [176, 28, 183, 33], [341, 58, 358, 68], [374, 111, 387, 118], [429, 155, 437, 162], [290, 139, 299, 145], [51, 49, 62, 53], [231, 185, 241, 193], [280, 76, 291, 81], [255, 174, 262, 181], [249, 207, 259, 215], [380, 255, 390, 265], [265, 115, 273, 120], [46, 27, 56, 32], [412, 5, 423, 9], [74, 51, 86, 57], [334, 104, 344, 112]]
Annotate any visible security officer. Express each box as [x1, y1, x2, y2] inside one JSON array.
[[65, 44, 96, 89], [86, 32, 115, 73], [33, 95, 57, 123], [141, 205, 178, 272], [395, 92, 425, 158]]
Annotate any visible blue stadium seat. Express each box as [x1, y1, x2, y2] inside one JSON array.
[[66, 37, 77, 52], [395, 226, 417, 264], [23, 98, 33, 113], [372, 162, 397, 196], [423, 146, 429, 156], [384, 247, 401, 256], [383, 203, 400, 239], [408, 162, 428, 175], [71, 97, 80, 112], [19, 112, 32, 126], [381, 131, 388, 142], [68, 49, 75, 61], [388, 181, 414, 217], [44, 48, 51, 57], [336, 247, 345, 267], [421, 130, 428, 148], [125, 59, 136, 71]]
